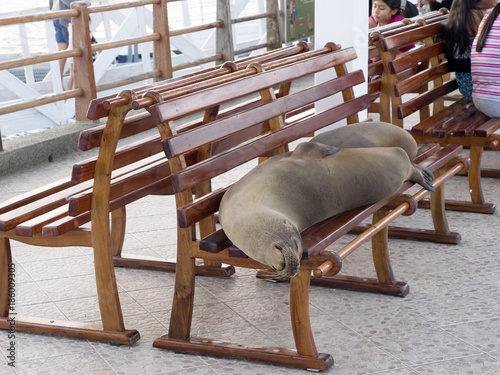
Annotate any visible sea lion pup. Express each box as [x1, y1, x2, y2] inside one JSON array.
[[219, 122, 435, 278]]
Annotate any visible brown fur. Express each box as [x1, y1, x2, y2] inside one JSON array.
[[219, 122, 434, 277]]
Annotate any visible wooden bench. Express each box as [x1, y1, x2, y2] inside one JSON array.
[[0, 42, 330, 345], [148, 44, 468, 370], [371, 21, 500, 215]]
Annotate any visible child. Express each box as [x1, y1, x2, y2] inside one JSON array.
[[369, 0, 415, 62], [369, 0, 406, 27], [472, 1, 500, 117]]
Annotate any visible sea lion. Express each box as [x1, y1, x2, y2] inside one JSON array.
[[218, 122, 435, 278]]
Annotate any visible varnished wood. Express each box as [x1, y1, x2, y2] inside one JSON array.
[[0, 239, 12, 317], [170, 95, 371, 193], [0, 317, 140, 345], [373, 16, 500, 215], [153, 336, 334, 371], [310, 276, 409, 297], [290, 269, 318, 357], [0, 44, 340, 346], [154, 46, 469, 370]]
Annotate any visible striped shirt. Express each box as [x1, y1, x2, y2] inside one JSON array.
[[471, 7, 500, 101]]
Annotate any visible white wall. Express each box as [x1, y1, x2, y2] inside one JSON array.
[[314, 0, 369, 128]]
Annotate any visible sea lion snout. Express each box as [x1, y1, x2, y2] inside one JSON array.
[[271, 235, 301, 278]]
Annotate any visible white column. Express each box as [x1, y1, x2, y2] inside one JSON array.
[[314, 0, 369, 128]]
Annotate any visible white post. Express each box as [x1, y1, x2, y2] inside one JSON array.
[[314, 0, 369, 127]]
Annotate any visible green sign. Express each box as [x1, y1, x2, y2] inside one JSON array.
[[285, 0, 315, 43]]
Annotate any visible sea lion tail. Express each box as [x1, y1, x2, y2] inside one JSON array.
[[411, 164, 435, 192]]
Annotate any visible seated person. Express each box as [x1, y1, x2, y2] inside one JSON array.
[[472, 1, 500, 117]]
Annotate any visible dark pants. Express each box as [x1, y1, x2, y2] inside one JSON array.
[[430, 0, 453, 11]]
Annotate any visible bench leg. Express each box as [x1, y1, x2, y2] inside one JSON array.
[[351, 177, 461, 244], [167, 226, 196, 340], [290, 269, 319, 356], [469, 145, 486, 204], [429, 169, 449, 234], [110, 207, 126, 258], [310, 210, 409, 297], [371, 210, 395, 285], [154, 245, 334, 371], [111, 207, 235, 277], [91, 210, 140, 344], [0, 237, 139, 345], [0, 238, 12, 317]]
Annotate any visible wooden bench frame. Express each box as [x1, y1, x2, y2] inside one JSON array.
[[0, 42, 333, 344], [371, 21, 500, 215], [148, 45, 468, 370]]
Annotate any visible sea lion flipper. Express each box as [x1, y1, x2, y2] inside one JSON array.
[[411, 163, 435, 192]]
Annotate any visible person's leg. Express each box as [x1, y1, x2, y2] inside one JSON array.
[[53, 19, 69, 86], [66, 63, 74, 91], [473, 96, 500, 118], [456, 72, 473, 102]]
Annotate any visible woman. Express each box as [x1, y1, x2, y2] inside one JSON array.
[[442, 0, 497, 101], [472, 1, 500, 117]]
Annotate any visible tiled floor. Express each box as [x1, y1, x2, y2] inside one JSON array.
[[0, 127, 499, 374]]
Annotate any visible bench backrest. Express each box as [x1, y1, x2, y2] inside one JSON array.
[[45, 44, 339, 236], [86, 42, 312, 121], [371, 21, 451, 127], [150, 45, 370, 259], [367, 10, 449, 117]]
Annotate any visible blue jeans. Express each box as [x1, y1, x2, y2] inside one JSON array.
[[456, 72, 473, 102]]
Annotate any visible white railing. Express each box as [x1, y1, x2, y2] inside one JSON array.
[[0, 0, 283, 150]]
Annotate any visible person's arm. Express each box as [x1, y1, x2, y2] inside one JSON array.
[[369, 16, 376, 28]]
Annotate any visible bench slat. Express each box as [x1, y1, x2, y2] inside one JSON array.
[[78, 111, 156, 152], [380, 22, 445, 52], [473, 118, 500, 137], [171, 95, 371, 193], [69, 157, 170, 216], [73, 136, 163, 183], [0, 180, 93, 232], [0, 178, 74, 215], [390, 43, 443, 75], [16, 205, 70, 237], [164, 70, 366, 158], [177, 187, 228, 228], [434, 106, 489, 138], [394, 62, 450, 97], [397, 79, 458, 119], [150, 48, 358, 124], [410, 97, 470, 136], [86, 44, 309, 120]]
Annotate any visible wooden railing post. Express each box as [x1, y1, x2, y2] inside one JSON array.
[[216, 0, 234, 64], [266, 0, 282, 50], [153, 0, 173, 80], [72, 1, 97, 121]]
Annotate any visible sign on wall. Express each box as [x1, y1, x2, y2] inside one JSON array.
[[285, 0, 315, 43]]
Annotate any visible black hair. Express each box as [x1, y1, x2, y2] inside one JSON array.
[[443, 0, 483, 57], [475, 2, 500, 52], [375, 0, 402, 15]]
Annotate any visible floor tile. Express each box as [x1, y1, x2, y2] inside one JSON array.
[[412, 354, 500, 375]]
